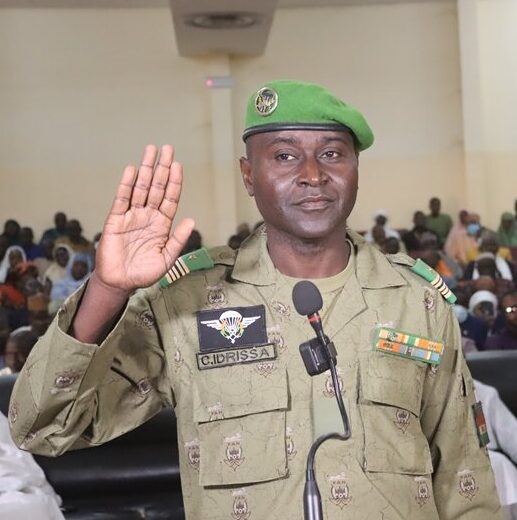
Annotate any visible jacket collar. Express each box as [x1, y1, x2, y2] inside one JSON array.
[[231, 227, 407, 290]]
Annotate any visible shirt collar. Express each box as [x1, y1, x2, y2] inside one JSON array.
[[231, 227, 407, 290]]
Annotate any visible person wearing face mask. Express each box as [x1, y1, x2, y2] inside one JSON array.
[[445, 211, 479, 268], [453, 303, 489, 351]]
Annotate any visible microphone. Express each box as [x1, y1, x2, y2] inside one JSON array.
[[292, 281, 326, 347], [292, 280, 351, 520]]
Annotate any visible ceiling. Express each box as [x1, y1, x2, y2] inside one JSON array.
[[1, 0, 455, 56]]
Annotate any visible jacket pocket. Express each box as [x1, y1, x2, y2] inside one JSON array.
[[359, 353, 433, 475], [192, 364, 288, 487]]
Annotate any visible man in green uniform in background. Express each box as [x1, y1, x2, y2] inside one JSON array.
[[9, 81, 501, 519], [426, 197, 454, 247]]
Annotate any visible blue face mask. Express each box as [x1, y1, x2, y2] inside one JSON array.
[[467, 223, 480, 236], [453, 305, 469, 324]]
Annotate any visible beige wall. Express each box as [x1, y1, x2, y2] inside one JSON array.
[[0, 1, 513, 247]]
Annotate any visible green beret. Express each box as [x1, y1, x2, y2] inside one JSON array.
[[242, 80, 374, 151], [502, 212, 514, 221]]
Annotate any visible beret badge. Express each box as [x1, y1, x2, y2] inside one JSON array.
[[254, 87, 278, 116]]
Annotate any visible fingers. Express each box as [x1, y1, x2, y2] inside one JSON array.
[[159, 161, 183, 220], [109, 165, 137, 215], [147, 145, 174, 209], [130, 145, 158, 208], [163, 218, 196, 267]]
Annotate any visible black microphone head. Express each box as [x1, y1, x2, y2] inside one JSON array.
[[292, 281, 323, 316]]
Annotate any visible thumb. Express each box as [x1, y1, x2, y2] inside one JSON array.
[[163, 217, 196, 268]]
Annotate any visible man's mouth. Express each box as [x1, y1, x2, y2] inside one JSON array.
[[294, 195, 334, 210]]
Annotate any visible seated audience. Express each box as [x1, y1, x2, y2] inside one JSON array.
[[453, 304, 488, 350], [33, 238, 55, 283], [383, 236, 400, 255], [425, 197, 453, 246], [469, 290, 498, 333], [485, 290, 517, 350], [444, 210, 477, 267], [0, 330, 38, 376], [39, 211, 68, 245], [55, 219, 91, 253], [19, 227, 43, 261], [49, 253, 90, 314], [498, 212, 517, 248], [0, 219, 21, 248], [0, 246, 26, 284], [11, 293, 51, 338], [464, 233, 516, 281], [0, 309, 9, 371], [0, 412, 64, 519], [43, 244, 72, 295], [402, 211, 438, 253], [365, 209, 401, 243]]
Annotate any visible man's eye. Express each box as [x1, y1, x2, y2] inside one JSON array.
[[322, 150, 340, 159], [276, 153, 295, 161]]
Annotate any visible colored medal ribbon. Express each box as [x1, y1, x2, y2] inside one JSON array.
[[373, 327, 444, 365]]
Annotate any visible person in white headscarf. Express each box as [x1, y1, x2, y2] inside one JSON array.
[[469, 290, 499, 330], [0, 246, 26, 284], [364, 209, 401, 242], [0, 412, 64, 520]]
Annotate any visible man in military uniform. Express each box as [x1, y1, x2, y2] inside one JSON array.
[[9, 81, 501, 519]]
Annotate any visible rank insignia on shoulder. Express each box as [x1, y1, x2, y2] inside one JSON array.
[[159, 248, 214, 288], [472, 401, 490, 447], [373, 327, 444, 365], [410, 259, 457, 304]]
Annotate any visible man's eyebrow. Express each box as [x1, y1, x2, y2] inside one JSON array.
[[266, 136, 301, 146], [318, 134, 351, 144]]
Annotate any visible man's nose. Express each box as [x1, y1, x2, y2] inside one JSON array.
[[297, 157, 327, 187]]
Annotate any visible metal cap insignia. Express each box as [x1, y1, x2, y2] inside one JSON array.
[[254, 87, 278, 116]]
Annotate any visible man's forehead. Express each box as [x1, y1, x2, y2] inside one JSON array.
[[252, 129, 354, 146]]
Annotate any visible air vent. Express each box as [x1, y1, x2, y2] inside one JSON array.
[[184, 12, 262, 30]]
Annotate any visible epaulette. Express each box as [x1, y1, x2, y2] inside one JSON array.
[[159, 248, 214, 289], [387, 253, 457, 304]]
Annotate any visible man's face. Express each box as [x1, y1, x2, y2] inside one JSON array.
[[55, 247, 70, 267], [240, 130, 358, 241], [414, 211, 426, 228], [67, 220, 82, 240], [71, 260, 88, 281], [430, 198, 440, 216], [502, 293, 517, 332], [55, 212, 67, 231], [4, 338, 23, 373], [20, 227, 33, 247]]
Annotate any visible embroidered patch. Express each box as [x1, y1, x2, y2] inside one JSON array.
[[255, 360, 277, 377], [207, 402, 224, 421], [472, 401, 490, 447], [54, 371, 81, 389], [415, 477, 431, 507], [271, 300, 290, 320], [224, 433, 245, 470], [197, 344, 276, 371], [328, 473, 352, 509], [423, 288, 435, 312], [197, 305, 267, 351], [394, 408, 411, 433], [268, 327, 287, 355], [8, 402, 18, 425], [286, 427, 297, 460], [323, 367, 343, 398], [159, 248, 214, 288], [135, 310, 154, 329], [185, 439, 200, 471], [206, 284, 226, 308], [373, 327, 444, 365], [458, 470, 478, 501], [232, 489, 251, 520]]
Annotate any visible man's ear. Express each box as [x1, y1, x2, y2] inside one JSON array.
[[240, 156, 254, 196]]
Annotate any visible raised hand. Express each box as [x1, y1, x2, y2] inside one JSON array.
[[95, 144, 195, 293]]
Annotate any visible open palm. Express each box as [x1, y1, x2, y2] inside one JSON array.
[[95, 145, 194, 292]]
